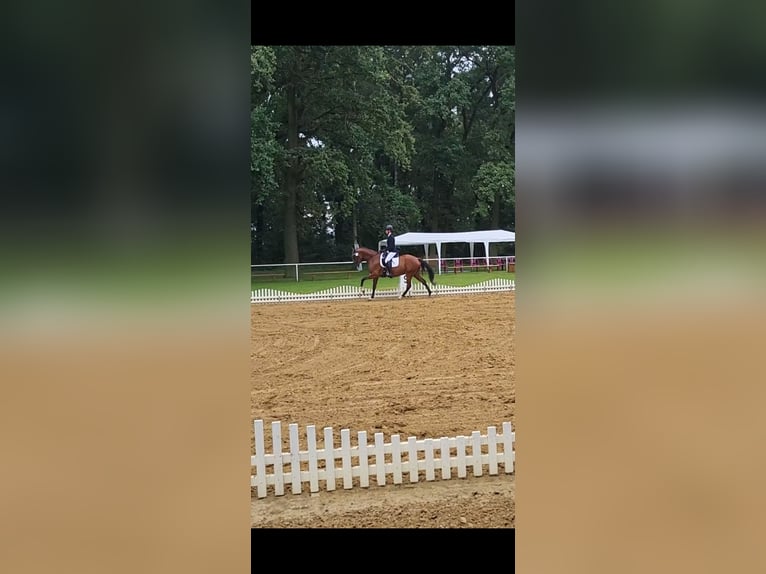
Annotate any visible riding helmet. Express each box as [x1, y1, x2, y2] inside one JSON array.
[[385, 224, 393, 231]]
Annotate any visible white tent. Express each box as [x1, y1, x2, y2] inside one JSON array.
[[378, 229, 515, 274]]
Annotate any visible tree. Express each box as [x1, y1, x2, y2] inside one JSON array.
[[252, 46, 414, 263]]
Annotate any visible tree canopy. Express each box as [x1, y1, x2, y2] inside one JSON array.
[[251, 45, 515, 263]]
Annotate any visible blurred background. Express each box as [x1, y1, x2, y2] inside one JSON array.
[[517, 1, 766, 573], [1, 2, 250, 573]]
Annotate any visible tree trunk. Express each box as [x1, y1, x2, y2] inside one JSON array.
[[253, 203, 265, 263], [352, 209, 361, 270], [283, 83, 300, 264], [491, 189, 501, 228], [430, 168, 439, 231], [352, 208, 359, 247]]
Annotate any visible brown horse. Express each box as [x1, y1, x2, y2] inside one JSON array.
[[352, 246, 435, 299]]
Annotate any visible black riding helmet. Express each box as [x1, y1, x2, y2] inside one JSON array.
[[385, 224, 393, 232]]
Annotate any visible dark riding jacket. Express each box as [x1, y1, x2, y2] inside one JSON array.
[[385, 234, 396, 253]]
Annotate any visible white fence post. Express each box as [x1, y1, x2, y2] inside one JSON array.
[[374, 432, 385, 486], [391, 434, 403, 484], [289, 423, 301, 494], [324, 427, 335, 491], [440, 437, 451, 480], [471, 430, 483, 477], [253, 420, 267, 498], [424, 439, 435, 481], [456, 435, 467, 478], [341, 428, 353, 489], [407, 436, 418, 483], [307, 425, 319, 493], [272, 421, 284, 496], [502, 421, 515, 474], [358, 430, 369, 488], [487, 426, 498, 475]]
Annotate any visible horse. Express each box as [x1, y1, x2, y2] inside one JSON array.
[[352, 246, 435, 299]]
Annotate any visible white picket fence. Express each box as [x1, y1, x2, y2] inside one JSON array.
[[251, 420, 515, 498], [250, 278, 515, 304]]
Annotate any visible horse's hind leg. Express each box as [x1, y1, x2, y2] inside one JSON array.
[[414, 271, 432, 296]]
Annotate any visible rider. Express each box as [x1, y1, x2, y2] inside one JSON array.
[[381, 224, 397, 277]]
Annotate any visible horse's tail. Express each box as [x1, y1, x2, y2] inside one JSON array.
[[420, 259, 435, 284]]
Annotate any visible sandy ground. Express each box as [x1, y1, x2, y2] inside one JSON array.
[[251, 291, 515, 528]]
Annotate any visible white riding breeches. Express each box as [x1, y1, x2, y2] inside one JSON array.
[[384, 252, 396, 264]]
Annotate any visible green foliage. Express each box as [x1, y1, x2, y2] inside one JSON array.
[[251, 45, 515, 263], [473, 161, 515, 218], [250, 46, 280, 205]]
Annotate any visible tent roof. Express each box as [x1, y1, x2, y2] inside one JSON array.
[[383, 229, 515, 246]]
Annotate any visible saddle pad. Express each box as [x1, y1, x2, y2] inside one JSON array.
[[380, 255, 399, 268]]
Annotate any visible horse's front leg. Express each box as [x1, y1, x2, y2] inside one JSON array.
[[360, 274, 373, 296], [400, 274, 412, 298], [370, 277, 379, 299]]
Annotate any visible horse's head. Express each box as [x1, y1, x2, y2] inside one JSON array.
[[352, 246, 370, 266]]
